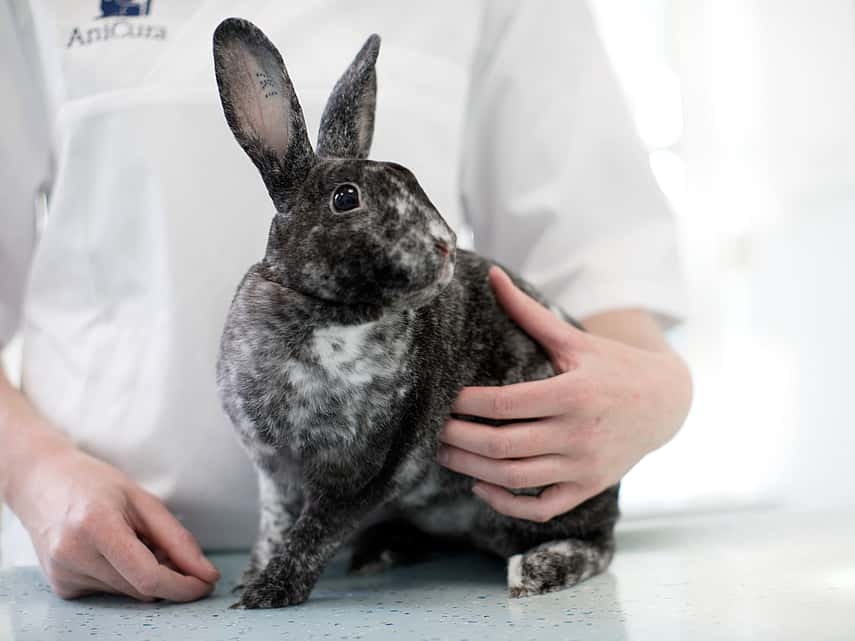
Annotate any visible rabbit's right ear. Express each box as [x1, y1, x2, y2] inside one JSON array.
[[213, 18, 315, 208]]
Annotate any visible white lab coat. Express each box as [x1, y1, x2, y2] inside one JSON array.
[[0, 0, 686, 565]]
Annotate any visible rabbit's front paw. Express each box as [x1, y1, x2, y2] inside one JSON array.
[[230, 572, 312, 609], [230, 566, 261, 594]]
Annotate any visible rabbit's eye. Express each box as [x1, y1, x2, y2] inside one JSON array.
[[332, 184, 361, 212]]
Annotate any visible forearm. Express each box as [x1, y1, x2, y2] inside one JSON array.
[[580, 308, 671, 352], [0, 365, 73, 506]]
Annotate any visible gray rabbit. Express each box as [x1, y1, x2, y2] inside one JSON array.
[[213, 18, 619, 609]]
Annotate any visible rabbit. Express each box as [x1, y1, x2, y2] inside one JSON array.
[[213, 18, 619, 609]]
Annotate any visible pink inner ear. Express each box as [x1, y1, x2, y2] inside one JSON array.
[[357, 93, 371, 156], [230, 42, 290, 157]]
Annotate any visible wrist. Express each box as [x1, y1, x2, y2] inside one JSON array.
[[0, 383, 75, 508]]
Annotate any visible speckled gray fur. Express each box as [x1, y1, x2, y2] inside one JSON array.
[[213, 18, 619, 609]]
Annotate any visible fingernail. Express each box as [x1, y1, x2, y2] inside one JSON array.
[[472, 484, 487, 500], [201, 556, 220, 579], [436, 445, 449, 465]]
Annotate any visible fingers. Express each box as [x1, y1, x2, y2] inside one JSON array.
[[471, 481, 591, 523], [437, 445, 568, 490], [450, 268, 593, 423], [439, 417, 566, 459], [489, 267, 584, 359], [95, 516, 215, 602], [131, 490, 220, 584], [51, 580, 104, 600], [45, 563, 115, 601], [45, 553, 148, 601], [85, 555, 156, 602], [45, 497, 216, 603], [451, 374, 587, 420]]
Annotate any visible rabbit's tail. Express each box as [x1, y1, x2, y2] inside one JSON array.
[[507, 536, 614, 598]]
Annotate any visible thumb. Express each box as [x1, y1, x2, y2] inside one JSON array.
[[489, 266, 584, 358], [130, 490, 220, 584]]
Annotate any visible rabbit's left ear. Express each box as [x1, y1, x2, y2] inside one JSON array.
[[317, 35, 381, 159]]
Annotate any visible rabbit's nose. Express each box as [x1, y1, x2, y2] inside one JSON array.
[[434, 241, 450, 257]]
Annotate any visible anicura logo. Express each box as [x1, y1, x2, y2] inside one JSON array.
[[67, 0, 165, 47], [100, 1, 152, 17]]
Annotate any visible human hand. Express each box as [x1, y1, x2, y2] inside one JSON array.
[[6, 442, 219, 601], [437, 267, 692, 522]]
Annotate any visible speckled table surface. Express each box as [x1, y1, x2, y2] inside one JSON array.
[[1, 508, 852, 641]]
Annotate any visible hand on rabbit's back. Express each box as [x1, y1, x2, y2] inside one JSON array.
[[213, 18, 618, 608]]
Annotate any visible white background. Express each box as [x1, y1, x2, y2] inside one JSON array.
[[591, 0, 855, 515]]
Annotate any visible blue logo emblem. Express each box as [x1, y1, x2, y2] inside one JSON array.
[[100, 0, 152, 17]]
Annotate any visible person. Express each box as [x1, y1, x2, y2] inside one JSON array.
[[0, 0, 692, 602]]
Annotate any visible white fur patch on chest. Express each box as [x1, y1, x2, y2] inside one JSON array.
[[280, 317, 411, 451], [312, 322, 381, 385]]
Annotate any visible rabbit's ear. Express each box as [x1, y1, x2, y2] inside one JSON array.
[[213, 18, 315, 207], [317, 35, 381, 159]]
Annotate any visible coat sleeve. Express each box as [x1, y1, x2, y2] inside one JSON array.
[[0, 0, 53, 346], [460, 0, 687, 327]]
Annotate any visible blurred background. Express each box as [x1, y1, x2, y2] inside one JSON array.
[[2, 0, 853, 527], [590, 0, 855, 515]]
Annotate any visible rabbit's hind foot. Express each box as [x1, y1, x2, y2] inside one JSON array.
[[507, 537, 614, 598]]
